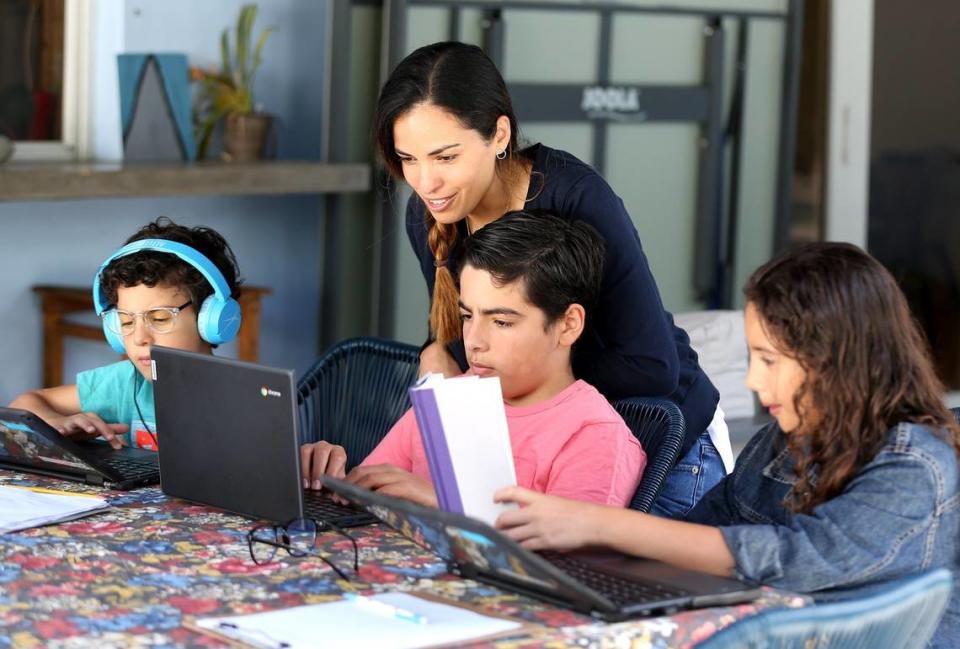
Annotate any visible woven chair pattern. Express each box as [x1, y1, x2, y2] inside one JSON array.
[[612, 397, 686, 513], [297, 337, 420, 471], [695, 568, 953, 649]]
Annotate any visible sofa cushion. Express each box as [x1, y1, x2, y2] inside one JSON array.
[[674, 309, 755, 420]]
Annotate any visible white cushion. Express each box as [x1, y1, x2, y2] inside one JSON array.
[[674, 309, 755, 420]]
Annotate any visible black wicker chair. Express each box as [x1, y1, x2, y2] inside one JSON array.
[[296, 337, 420, 471], [612, 396, 686, 513]]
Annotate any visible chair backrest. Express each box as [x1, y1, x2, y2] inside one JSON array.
[[695, 568, 953, 649], [611, 396, 686, 513], [296, 337, 421, 471], [952, 406, 960, 424]]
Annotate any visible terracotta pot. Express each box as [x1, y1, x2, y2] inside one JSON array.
[[223, 113, 271, 161]]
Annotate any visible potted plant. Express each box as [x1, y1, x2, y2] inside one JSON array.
[[193, 3, 273, 161]]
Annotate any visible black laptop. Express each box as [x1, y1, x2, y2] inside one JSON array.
[[151, 347, 375, 528], [323, 476, 762, 620], [0, 407, 160, 489]]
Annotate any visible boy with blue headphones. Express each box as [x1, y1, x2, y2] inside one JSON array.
[[10, 217, 243, 450]]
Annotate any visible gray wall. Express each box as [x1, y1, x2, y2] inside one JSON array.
[[0, 0, 328, 405]]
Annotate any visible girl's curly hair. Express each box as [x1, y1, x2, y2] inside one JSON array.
[[744, 242, 960, 514]]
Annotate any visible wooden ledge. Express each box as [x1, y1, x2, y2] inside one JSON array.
[[0, 160, 370, 201]]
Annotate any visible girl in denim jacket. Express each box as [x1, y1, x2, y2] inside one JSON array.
[[495, 242, 960, 648]]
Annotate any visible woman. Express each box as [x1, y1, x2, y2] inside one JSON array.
[[495, 242, 960, 649], [373, 41, 730, 516]]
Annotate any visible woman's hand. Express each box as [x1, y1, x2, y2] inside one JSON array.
[[494, 486, 605, 551], [50, 413, 127, 450], [346, 464, 439, 508], [301, 441, 348, 488], [418, 341, 462, 378]]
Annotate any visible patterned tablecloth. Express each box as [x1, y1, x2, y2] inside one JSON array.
[[0, 471, 807, 648]]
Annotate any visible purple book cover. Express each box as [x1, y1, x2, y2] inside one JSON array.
[[408, 386, 463, 514]]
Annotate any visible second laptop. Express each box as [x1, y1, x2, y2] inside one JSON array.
[[151, 346, 375, 528]]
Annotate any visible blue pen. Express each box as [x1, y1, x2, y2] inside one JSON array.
[[343, 592, 429, 625]]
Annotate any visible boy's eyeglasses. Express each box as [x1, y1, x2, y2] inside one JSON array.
[[246, 518, 360, 581], [101, 301, 192, 336]]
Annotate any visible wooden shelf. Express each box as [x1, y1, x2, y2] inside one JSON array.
[[0, 160, 370, 201]]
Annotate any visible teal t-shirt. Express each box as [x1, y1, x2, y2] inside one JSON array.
[[76, 361, 156, 449]]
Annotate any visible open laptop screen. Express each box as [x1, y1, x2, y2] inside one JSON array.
[[323, 476, 764, 621], [328, 476, 591, 599], [0, 412, 89, 476]]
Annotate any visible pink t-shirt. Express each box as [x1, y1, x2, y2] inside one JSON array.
[[362, 379, 646, 506]]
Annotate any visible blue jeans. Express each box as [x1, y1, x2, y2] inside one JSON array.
[[650, 430, 725, 518]]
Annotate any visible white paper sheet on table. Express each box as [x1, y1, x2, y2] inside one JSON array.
[[0, 485, 110, 533], [193, 592, 522, 649]]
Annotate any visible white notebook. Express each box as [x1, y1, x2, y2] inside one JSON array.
[[408, 374, 517, 526], [0, 485, 110, 533], [191, 592, 522, 649]]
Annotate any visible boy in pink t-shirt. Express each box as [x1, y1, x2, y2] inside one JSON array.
[[301, 210, 646, 507]]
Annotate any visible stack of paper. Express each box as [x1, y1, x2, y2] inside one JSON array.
[[408, 374, 517, 526], [192, 592, 522, 649], [0, 485, 110, 533]]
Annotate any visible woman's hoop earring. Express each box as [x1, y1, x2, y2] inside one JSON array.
[[496, 149, 507, 160]]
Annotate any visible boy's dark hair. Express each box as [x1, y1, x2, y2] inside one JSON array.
[[459, 210, 604, 325], [99, 217, 243, 309]]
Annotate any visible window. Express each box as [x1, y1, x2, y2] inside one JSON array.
[[0, 0, 90, 161]]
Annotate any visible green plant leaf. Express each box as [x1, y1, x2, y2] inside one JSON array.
[[193, 1, 269, 144], [220, 29, 233, 84], [195, 105, 229, 160], [236, 4, 257, 87], [249, 26, 273, 94]]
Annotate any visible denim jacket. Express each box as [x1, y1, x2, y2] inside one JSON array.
[[686, 421, 960, 648]]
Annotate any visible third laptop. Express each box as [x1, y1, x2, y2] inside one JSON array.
[[324, 475, 763, 620]]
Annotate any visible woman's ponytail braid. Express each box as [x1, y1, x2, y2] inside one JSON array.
[[426, 217, 462, 346]]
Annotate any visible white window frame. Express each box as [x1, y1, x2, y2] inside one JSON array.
[[823, 0, 873, 246], [10, 0, 93, 162]]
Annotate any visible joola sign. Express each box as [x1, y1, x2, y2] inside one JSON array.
[[580, 86, 642, 115]]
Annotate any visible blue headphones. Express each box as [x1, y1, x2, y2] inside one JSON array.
[[92, 239, 241, 354]]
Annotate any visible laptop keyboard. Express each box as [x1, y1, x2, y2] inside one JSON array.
[[542, 551, 693, 606], [99, 455, 160, 480], [303, 491, 377, 528]]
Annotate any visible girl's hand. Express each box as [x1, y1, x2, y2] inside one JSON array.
[[494, 486, 602, 551], [50, 413, 127, 450], [418, 342, 462, 378], [346, 464, 439, 508]]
